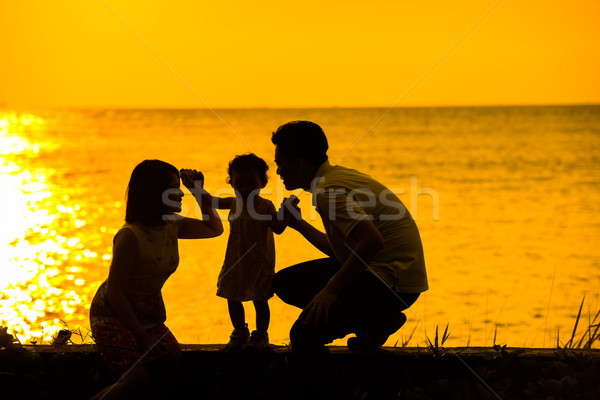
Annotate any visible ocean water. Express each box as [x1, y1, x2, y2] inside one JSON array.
[[1, 105, 599, 348]]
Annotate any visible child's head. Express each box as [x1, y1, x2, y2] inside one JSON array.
[[227, 153, 269, 196]]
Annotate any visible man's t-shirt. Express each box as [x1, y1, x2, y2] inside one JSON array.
[[311, 161, 428, 293]]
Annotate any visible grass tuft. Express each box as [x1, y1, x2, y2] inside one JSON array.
[[558, 296, 600, 351], [426, 323, 450, 356]]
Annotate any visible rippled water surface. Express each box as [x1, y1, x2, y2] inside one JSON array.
[[1, 106, 599, 347]]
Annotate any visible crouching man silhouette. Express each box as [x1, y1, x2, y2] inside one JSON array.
[[271, 121, 429, 395]]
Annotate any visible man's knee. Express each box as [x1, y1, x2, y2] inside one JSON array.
[[290, 319, 316, 349], [271, 271, 283, 296], [271, 269, 296, 305], [289, 319, 304, 346]]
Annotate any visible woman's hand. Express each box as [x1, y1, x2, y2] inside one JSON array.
[[301, 286, 338, 327], [180, 169, 204, 191], [176, 168, 223, 238]]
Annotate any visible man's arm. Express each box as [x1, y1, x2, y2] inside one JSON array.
[[302, 219, 384, 326], [290, 219, 333, 256], [285, 198, 334, 256]]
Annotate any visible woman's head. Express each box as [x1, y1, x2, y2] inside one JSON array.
[[125, 160, 182, 225], [227, 153, 269, 196]]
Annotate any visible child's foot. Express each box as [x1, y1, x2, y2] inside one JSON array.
[[347, 311, 407, 351], [246, 330, 269, 349], [225, 324, 249, 350]]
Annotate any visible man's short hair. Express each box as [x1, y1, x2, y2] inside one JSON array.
[[271, 121, 328, 167]]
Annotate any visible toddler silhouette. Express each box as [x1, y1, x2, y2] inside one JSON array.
[[214, 153, 296, 349]]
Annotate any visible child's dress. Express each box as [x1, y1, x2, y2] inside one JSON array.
[[217, 196, 275, 301]]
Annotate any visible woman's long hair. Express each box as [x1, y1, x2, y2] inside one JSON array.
[[125, 159, 179, 226]]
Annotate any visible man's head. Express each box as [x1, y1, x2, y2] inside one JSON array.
[[271, 121, 329, 191]]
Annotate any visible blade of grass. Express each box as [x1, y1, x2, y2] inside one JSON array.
[[442, 323, 450, 346], [402, 322, 419, 347], [566, 296, 585, 348], [583, 317, 600, 350], [543, 265, 557, 347], [575, 305, 593, 349]]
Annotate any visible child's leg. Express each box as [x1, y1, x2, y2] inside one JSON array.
[[253, 300, 270, 332], [227, 300, 245, 330]]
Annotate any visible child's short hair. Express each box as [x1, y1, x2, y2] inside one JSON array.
[[227, 153, 269, 187]]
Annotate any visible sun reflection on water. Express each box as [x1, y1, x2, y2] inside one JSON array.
[[0, 112, 96, 343], [1, 107, 598, 348]]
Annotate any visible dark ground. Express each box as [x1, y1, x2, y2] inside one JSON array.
[[1, 344, 599, 399]]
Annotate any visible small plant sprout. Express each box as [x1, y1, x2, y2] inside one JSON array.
[[427, 323, 450, 356], [50, 319, 77, 345], [401, 321, 419, 347], [558, 296, 600, 351]]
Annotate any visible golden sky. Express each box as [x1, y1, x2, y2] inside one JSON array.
[[1, 1, 599, 108]]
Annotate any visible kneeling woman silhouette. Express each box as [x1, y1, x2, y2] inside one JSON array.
[[90, 160, 223, 399]]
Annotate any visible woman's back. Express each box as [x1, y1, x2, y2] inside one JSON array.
[[119, 220, 179, 296]]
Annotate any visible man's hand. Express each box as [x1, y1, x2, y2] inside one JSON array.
[[302, 287, 338, 327], [279, 195, 301, 229], [180, 169, 204, 191]]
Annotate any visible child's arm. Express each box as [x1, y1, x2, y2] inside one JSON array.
[[268, 195, 299, 235], [268, 202, 286, 234]]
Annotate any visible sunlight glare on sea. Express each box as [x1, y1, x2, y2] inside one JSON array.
[[0, 113, 97, 343], [1, 106, 599, 348]]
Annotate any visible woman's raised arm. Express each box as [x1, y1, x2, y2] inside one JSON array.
[[178, 169, 224, 239]]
